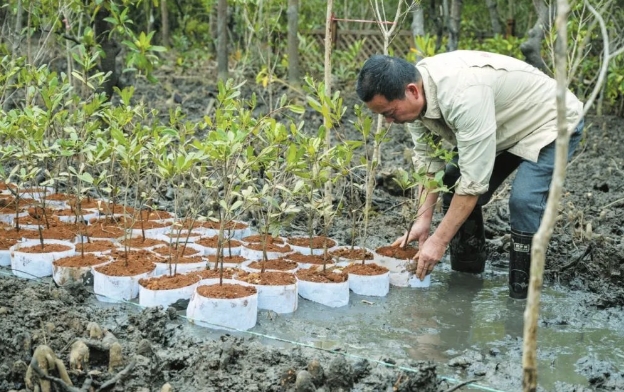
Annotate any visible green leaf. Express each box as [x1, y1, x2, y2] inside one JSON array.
[[288, 105, 305, 115], [77, 172, 94, 184]]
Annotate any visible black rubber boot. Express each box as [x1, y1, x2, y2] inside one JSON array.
[[443, 205, 487, 273], [509, 229, 533, 299]]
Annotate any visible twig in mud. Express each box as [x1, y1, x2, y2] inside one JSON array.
[[443, 378, 480, 392], [611, 158, 624, 176], [567, 135, 589, 168], [59, 338, 79, 355], [484, 183, 510, 207], [601, 197, 624, 210], [40, 320, 48, 346], [97, 358, 136, 391], [393, 372, 404, 389], [553, 244, 593, 273]]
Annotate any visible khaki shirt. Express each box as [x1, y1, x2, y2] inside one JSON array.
[[406, 50, 583, 195]]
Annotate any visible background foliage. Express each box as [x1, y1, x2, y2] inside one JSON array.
[[0, 0, 622, 114]]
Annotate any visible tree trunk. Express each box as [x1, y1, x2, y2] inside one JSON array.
[[435, 0, 450, 51], [209, 5, 218, 53], [2, 0, 23, 111], [520, 1, 555, 75], [94, 3, 121, 100], [433, 0, 449, 52], [448, 0, 463, 51], [485, 0, 503, 35], [160, 0, 170, 47], [411, 2, 425, 61], [411, 1, 426, 37], [287, 0, 300, 88], [217, 0, 229, 81], [323, 0, 333, 222], [522, 0, 570, 390], [506, 0, 516, 37]]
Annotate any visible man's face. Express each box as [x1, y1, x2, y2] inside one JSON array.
[[365, 83, 424, 124]]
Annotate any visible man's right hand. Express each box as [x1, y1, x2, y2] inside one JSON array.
[[391, 219, 431, 248]]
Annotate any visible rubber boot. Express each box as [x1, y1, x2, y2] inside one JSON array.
[[443, 205, 487, 273], [509, 229, 533, 299]]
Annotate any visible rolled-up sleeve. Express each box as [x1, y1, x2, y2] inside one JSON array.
[[405, 121, 446, 174], [446, 85, 497, 195]]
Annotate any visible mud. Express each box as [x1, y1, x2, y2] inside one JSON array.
[[1, 73, 624, 391]]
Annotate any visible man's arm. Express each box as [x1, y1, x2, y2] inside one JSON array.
[[432, 193, 479, 246], [415, 193, 479, 280], [392, 187, 439, 247]]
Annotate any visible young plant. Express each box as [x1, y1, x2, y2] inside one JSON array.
[[292, 127, 360, 262], [193, 80, 259, 282], [0, 65, 73, 246], [300, 77, 353, 267], [353, 104, 391, 260], [151, 107, 203, 275], [248, 117, 303, 271], [105, 100, 154, 263], [391, 134, 456, 250]]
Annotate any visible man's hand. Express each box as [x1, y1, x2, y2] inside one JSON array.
[[414, 234, 448, 281], [391, 219, 430, 248]]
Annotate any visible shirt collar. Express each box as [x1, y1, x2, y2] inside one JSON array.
[[416, 64, 441, 120]]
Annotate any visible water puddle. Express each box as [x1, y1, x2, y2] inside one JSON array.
[[245, 265, 624, 391]]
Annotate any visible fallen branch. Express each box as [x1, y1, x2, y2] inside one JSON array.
[[443, 378, 480, 392], [601, 197, 624, 210], [554, 244, 593, 273], [97, 359, 136, 391]]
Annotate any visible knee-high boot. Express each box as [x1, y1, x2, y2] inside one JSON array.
[[443, 205, 487, 273], [509, 229, 533, 299]]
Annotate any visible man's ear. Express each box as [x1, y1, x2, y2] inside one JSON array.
[[406, 83, 419, 99]]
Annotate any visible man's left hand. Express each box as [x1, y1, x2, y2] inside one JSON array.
[[415, 234, 448, 281]]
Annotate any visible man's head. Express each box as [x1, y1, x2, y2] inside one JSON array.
[[356, 55, 425, 124]]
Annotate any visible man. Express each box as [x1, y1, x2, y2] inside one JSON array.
[[356, 51, 584, 299]]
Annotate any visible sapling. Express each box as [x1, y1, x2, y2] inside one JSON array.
[[353, 104, 391, 262], [391, 134, 456, 250], [301, 77, 355, 269], [290, 107, 360, 247], [248, 117, 303, 271], [106, 102, 154, 263], [150, 108, 203, 275], [193, 80, 260, 281], [3, 106, 63, 248]]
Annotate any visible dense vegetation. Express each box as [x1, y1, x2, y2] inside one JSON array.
[[1, 0, 622, 115]]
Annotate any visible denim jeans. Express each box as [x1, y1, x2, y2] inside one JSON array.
[[442, 119, 584, 233]]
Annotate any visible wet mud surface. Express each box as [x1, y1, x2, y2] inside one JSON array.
[[1, 73, 624, 391]]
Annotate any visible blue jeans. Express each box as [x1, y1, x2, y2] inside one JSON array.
[[442, 119, 584, 233]]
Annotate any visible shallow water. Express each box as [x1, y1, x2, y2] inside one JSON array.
[[75, 260, 624, 391], [237, 262, 624, 391]]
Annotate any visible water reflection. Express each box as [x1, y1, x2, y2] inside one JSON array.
[[206, 269, 624, 391]]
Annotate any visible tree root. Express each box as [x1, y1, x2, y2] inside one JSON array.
[[25, 342, 136, 392], [25, 345, 74, 392], [552, 244, 593, 273], [97, 359, 136, 391], [28, 352, 87, 392]]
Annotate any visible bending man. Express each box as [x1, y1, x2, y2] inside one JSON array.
[[356, 51, 584, 299]]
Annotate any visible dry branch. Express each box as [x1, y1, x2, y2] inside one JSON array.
[[97, 359, 136, 391]]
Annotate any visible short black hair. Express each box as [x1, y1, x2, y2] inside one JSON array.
[[356, 55, 421, 102]]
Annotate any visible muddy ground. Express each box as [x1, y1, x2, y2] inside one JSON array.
[[1, 69, 623, 392]]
